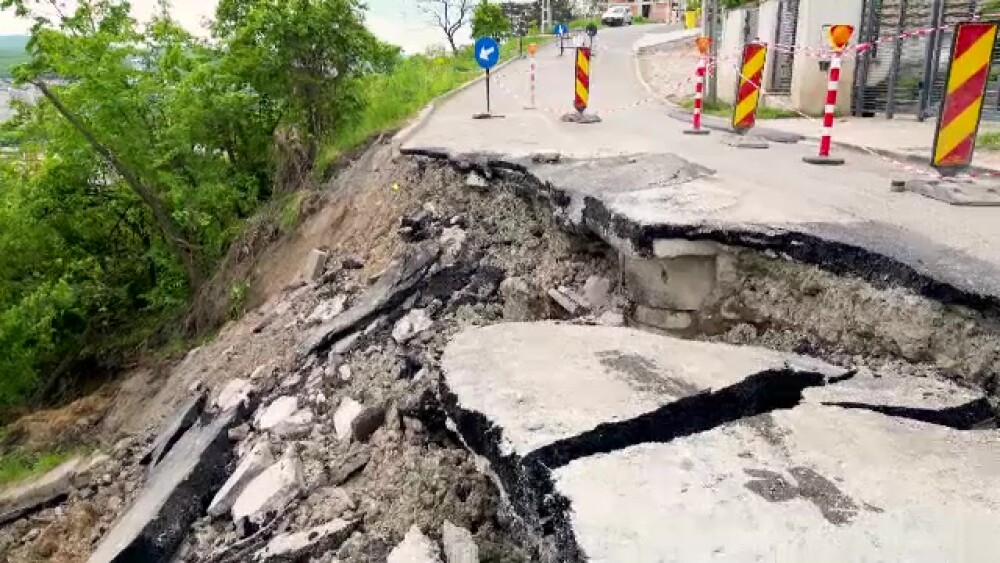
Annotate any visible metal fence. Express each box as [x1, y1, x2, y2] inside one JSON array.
[[769, 0, 800, 96], [852, 0, 996, 120]]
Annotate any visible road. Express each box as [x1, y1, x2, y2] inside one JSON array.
[[404, 23, 1000, 306]]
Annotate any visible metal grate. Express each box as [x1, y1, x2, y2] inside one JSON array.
[[743, 5, 760, 44], [852, 0, 994, 119], [769, 0, 800, 96]]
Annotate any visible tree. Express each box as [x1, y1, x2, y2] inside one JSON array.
[[214, 0, 397, 161], [471, 0, 510, 40], [418, 0, 473, 55]]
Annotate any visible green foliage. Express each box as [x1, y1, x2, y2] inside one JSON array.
[[678, 97, 801, 119], [0, 448, 74, 487], [978, 130, 1000, 150], [0, 0, 400, 409], [471, 0, 511, 40], [228, 281, 249, 319]]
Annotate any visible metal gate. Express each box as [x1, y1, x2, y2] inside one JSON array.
[[742, 5, 760, 44], [769, 0, 800, 96], [852, 0, 995, 120]]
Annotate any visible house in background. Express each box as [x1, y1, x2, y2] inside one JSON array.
[[605, 1, 684, 23]]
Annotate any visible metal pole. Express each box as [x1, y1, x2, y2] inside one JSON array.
[[885, 0, 909, 119], [486, 68, 491, 115], [919, 0, 945, 120], [706, 0, 719, 104]]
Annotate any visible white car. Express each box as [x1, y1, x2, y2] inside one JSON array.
[[601, 5, 633, 26]]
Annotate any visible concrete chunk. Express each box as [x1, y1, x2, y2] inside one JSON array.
[[231, 452, 303, 525], [442, 520, 478, 563], [392, 309, 433, 344], [334, 398, 366, 441], [387, 525, 442, 563], [207, 441, 274, 518], [214, 378, 254, 412], [255, 396, 300, 431], [304, 249, 329, 282], [257, 518, 358, 561]]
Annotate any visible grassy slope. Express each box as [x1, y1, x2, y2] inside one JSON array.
[[0, 449, 73, 488], [323, 34, 548, 160]]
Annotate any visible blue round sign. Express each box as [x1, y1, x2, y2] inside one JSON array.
[[474, 36, 501, 70], [554, 23, 568, 36]]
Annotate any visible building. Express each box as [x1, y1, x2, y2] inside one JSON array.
[[606, 1, 684, 23]]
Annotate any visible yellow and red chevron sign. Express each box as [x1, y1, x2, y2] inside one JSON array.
[[574, 47, 591, 112], [732, 42, 768, 131], [932, 22, 999, 171]]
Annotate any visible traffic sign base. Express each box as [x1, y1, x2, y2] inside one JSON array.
[[560, 111, 601, 124], [683, 129, 710, 136], [524, 105, 537, 110], [722, 133, 768, 149], [472, 113, 505, 120], [890, 177, 1000, 206], [803, 155, 845, 166]]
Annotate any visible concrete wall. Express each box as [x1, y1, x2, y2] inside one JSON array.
[[789, 0, 864, 115], [717, 8, 744, 105]]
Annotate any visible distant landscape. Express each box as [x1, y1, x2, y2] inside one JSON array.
[[0, 35, 29, 78]]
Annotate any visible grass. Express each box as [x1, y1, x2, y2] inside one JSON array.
[[0, 448, 75, 488], [978, 130, 1000, 150], [568, 15, 651, 30], [320, 34, 549, 164], [677, 97, 802, 120]]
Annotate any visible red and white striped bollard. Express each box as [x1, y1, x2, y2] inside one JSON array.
[[525, 42, 538, 110], [685, 37, 712, 135], [804, 25, 854, 165]]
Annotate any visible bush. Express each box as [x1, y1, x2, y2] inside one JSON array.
[[472, 0, 512, 40]]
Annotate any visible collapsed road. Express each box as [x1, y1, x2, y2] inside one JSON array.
[[2, 23, 999, 563]]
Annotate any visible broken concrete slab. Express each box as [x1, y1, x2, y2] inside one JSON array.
[[582, 276, 611, 311], [552, 404, 1000, 562], [231, 451, 303, 525], [0, 454, 104, 525], [441, 521, 478, 563], [442, 322, 847, 455], [547, 287, 588, 315], [465, 171, 488, 190], [88, 407, 244, 563], [306, 295, 348, 326], [142, 390, 207, 466], [387, 525, 442, 563], [256, 518, 358, 561], [392, 309, 434, 344], [207, 441, 275, 518], [301, 242, 440, 355], [894, 178, 1000, 206]]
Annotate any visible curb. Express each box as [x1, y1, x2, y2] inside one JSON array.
[[392, 52, 530, 152]]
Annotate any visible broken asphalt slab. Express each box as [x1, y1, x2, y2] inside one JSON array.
[[440, 322, 1000, 561], [0, 453, 108, 526], [300, 241, 440, 356], [554, 404, 1000, 562], [88, 407, 244, 563]]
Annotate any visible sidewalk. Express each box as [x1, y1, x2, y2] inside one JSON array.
[[764, 115, 1000, 173]]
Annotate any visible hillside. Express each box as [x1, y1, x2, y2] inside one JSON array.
[[0, 35, 29, 77]]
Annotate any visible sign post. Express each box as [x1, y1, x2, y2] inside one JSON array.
[[732, 42, 767, 133], [555, 23, 568, 56], [684, 36, 713, 135], [586, 22, 598, 55], [803, 24, 853, 165], [560, 46, 601, 123], [931, 21, 999, 175], [473, 36, 501, 120], [526, 42, 538, 110]]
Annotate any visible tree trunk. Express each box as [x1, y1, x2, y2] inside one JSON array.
[[33, 81, 205, 291], [447, 33, 459, 55]]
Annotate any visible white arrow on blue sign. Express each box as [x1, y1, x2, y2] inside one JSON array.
[[554, 23, 568, 36], [474, 37, 500, 70]]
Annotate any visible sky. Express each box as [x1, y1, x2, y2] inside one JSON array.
[[0, 0, 481, 53]]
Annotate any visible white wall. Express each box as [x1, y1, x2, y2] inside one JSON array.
[[789, 0, 864, 115], [717, 8, 745, 105]]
